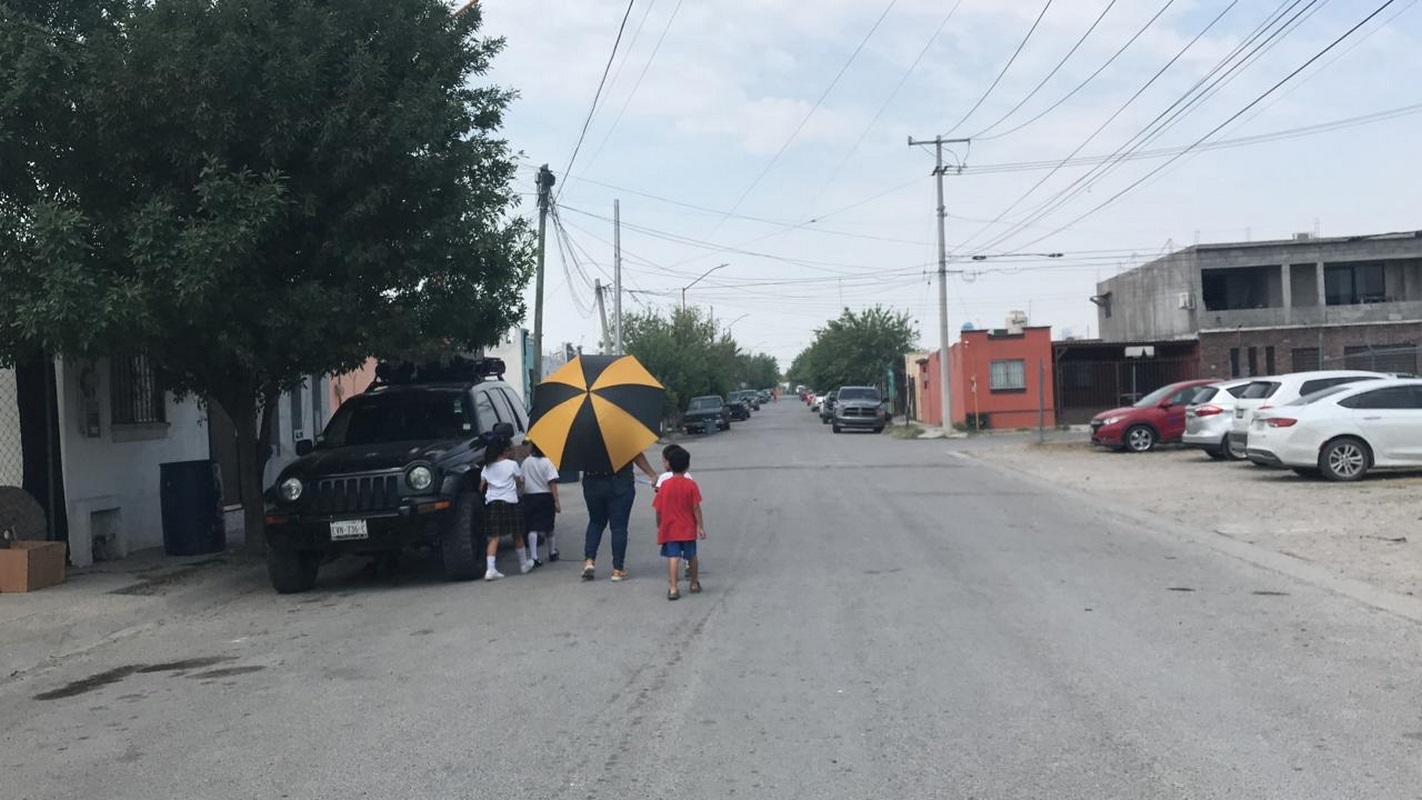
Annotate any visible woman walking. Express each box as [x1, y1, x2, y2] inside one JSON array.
[[581, 451, 659, 582]]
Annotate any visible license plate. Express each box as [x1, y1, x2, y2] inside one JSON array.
[[330, 519, 369, 541], [1235, 408, 1244, 418]]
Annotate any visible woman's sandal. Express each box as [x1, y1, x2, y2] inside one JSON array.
[[667, 588, 681, 601], [688, 581, 702, 594]]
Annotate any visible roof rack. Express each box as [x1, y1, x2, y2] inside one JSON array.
[[369, 356, 506, 389]]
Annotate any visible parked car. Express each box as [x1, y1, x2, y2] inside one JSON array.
[[732, 389, 760, 411], [264, 357, 523, 594], [1089, 379, 1218, 452], [1182, 378, 1253, 460], [683, 395, 730, 434], [811, 393, 825, 413], [832, 386, 886, 434], [1227, 370, 1389, 459], [1248, 378, 1422, 481], [726, 395, 751, 421], [820, 388, 840, 424]]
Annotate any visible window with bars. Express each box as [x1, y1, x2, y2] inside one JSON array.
[[110, 356, 166, 425], [1291, 347, 1321, 371], [989, 359, 1027, 392]]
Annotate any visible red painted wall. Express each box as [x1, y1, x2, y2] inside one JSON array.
[[915, 327, 1056, 430]]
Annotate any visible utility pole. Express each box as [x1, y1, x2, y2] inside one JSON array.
[[531, 164, 556, 384], [907, 135, 968, 432], [613, 199, 623, 355], [594, 279, 611, 355]]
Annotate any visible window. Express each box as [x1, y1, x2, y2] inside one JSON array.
[[1228, 348, 1241, 378], [1170, 386, 1204, 405], [1247, 347, 1259, 377], [290, 380, 305, 441], [487, 388, 526, 433], [321, 391, 470, 446], [473, 389, 500, 433], [1265, 346, 1276, 375], [110, 356, 165, 425], [1339, 386, 1422, 410], [1343, 344, 1417, 375], [1292, 347, 1320, 372], [1325, 262, 1387, 306], [989, 360, 1026, 392], [1240, 381, 1282, 400], [1299, 376, 1380, 396]]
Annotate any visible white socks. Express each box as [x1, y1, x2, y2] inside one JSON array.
[[527, 532, 540, 560], [486, 556, 497, 570], [545, 531, 557, 555]]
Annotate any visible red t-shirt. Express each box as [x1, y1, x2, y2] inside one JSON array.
[[652, 475, 701, 544]]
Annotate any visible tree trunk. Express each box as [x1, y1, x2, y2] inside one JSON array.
[[225, 383, 280, 554]]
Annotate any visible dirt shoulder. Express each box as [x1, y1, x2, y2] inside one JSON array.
[[975, 441, 1422, 598]]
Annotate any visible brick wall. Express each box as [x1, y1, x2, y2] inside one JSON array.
[[1199, 322, 1422, 378]]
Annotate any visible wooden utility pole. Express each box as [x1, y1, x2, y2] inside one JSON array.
[[531, 164, 556, 385]]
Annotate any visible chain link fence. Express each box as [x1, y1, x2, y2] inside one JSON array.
[[0, 369, 24, 487]]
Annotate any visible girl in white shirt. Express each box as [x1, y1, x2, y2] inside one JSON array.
[[480, 438, 530, 580], [521, 443, 562, 564]]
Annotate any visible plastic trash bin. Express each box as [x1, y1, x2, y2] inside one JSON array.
[[159, 460, 226, 556]]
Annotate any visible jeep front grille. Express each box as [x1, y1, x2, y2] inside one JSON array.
[[312, 475, 401, 515]]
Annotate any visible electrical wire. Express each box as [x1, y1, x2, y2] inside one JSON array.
[[971, 0, 1118, 139], [943, 0, 1055, 136], [559, 0, 639, 196], [970, 0, 1334, 255], [1005, 0, 1405, 254], [709, 0, 899, 233], [583, 0, 684, 171], [952, 0, 1243, 254]]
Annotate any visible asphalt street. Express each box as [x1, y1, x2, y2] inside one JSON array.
[[4, 401, 1422, 799]]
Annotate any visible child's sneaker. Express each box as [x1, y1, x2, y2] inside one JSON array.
[[581, 561, 595, 581], [484, 568, 504, 581], [549, 551, 560, 563], [610, 569, 629, 582], [519, 560, 534, 575]]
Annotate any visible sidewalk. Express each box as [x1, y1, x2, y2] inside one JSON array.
[[0, 547, 266, 682]]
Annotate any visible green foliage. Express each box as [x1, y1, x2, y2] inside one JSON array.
[[622, 308, 731, 418], [788, 306, 918, 392], [0, 0, 532, 540]]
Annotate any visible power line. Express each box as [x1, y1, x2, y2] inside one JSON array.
[[710, 0, 899, 232], [970, 0, 1332, 255], [971, 0, 1118, 139], [1006, 0, 1405, 254], [559, 0, 638, 196], [954, 0, 1243, 254], [584, 0, 684, 171], [943, 0, 1055, 136], [962, 101, 1422, 174], [976, 0, 1178, 143]]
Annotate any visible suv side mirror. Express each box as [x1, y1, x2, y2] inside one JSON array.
[[295, 439, 314, 456]]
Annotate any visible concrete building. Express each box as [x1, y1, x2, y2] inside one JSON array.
[[1095, 230, 1422, 378], [912, 317, 1056, 431]]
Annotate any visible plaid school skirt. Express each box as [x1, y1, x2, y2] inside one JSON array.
[[484, 500, 525, 540]]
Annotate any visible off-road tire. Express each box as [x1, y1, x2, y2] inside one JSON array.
[[268, 548, 319, 594], [441, 487, 481, 581]]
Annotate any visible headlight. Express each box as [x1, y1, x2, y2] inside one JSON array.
[[407, 466, 434, 491], [1101, 416, 1123, 426], [280, 477, 303, 502]]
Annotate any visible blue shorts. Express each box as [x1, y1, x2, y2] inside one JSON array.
[[660, 540, 698, 560]]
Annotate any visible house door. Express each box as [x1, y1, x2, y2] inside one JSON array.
[[14, 360, 68, 544]]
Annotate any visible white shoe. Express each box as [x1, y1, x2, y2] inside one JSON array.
[[484, 568, 504, 581], [519, 560, 534, 575]]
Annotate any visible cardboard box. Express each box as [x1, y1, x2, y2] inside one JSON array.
[[0, 541, 67, 593]]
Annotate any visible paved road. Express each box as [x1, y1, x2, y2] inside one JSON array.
[[5, 401, 1422, 799]]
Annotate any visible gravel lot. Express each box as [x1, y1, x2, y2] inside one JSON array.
[[976, 441, 1422, 598]]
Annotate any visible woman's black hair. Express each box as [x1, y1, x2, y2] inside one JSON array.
[[531, 441, 546, 459], [484, 436, 513, 464]]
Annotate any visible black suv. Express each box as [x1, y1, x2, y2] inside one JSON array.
[[263, 358, 527, 593], [683, 395, 730, 434]]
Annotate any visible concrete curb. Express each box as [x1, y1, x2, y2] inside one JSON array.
[[964, 449, 1422, 625]]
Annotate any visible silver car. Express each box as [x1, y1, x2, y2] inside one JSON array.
[[1182, 379, 1253, 460]]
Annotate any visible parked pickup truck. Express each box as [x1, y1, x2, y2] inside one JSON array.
[[683, 395, 730, 434]]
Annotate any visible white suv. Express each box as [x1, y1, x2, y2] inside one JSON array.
[[1227, 370, 1389, 459], [1183, 379, 1253, 460]]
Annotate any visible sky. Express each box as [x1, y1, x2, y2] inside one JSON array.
[[469, 0, 1422, 372]]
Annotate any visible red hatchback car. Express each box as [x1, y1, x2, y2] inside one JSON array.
[[1089, 379, 1219, 453]]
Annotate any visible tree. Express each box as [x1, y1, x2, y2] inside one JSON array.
[[0, 1, 532, 546], [622, 307, 734, 420], [734, 352, 780, 391], [789, 307, 918, 391]]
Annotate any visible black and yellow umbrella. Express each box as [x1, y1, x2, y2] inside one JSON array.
[[527, 354, 665, 473]]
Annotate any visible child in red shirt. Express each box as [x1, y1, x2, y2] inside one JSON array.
[[651, 445, 705, 601]]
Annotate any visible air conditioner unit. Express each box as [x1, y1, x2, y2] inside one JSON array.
[[1178, 292, 1196, 310]]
